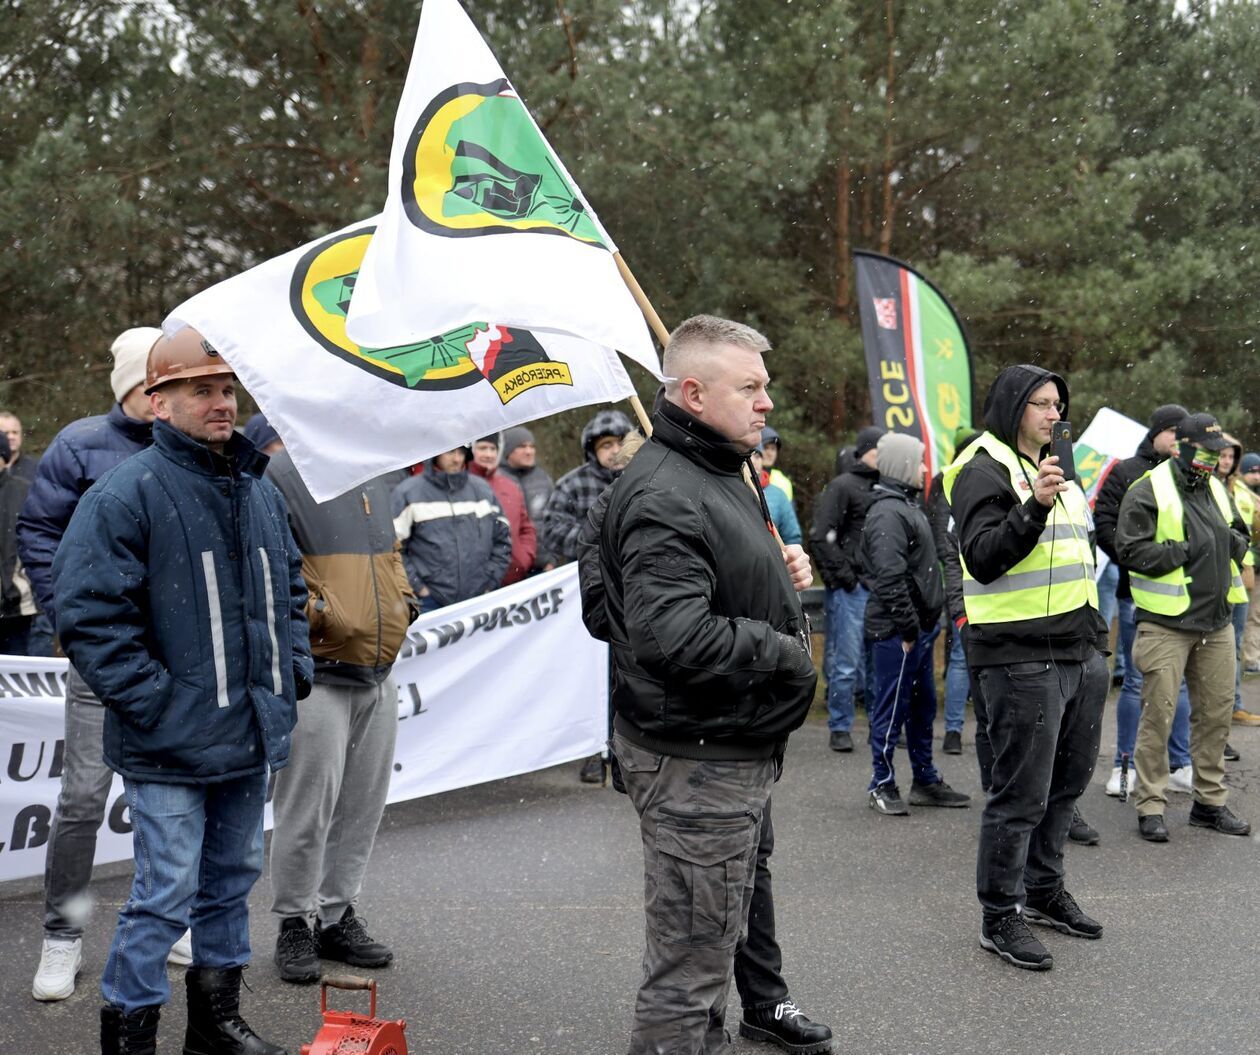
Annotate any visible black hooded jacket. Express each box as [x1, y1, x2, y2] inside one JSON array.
[[588, 400, 816, 759], [809, 462, 881, 591], [860, 479, 944, 641], [1092, 434, 1164, 600], [949, 364, 1107, 667]]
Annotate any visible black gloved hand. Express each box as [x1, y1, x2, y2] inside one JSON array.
[[775, 631, 815, 679]]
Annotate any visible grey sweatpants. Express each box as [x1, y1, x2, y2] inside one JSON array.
[[44, 666, 114, 939], [269, 678, 398, 925], [613, 732, 775, 1055]]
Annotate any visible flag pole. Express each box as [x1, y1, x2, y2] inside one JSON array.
[[614, 253, 669, 439]]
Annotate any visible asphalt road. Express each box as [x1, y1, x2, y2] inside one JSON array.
[[3, 678, 1259, 1055]]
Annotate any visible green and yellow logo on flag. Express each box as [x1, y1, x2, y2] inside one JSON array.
[[289, 226, 572, 403], [402, 79, 607, 248]]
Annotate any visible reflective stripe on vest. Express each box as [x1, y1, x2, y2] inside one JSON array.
[[1233, 480, 1257, 568], [1128, 461, 1247, 615], [941, 432, 1098, 625]]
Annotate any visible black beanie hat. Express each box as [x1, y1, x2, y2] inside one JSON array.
[[854, 426, 886, 459], [1148, 404, 1188, 438]]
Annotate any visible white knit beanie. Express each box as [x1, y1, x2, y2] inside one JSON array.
[[110, 327, 163, 403]]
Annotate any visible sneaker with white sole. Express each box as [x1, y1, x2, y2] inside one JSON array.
[[32, 937, 82, 1001], [1105, 766, 1136, 798], [1167, 766, 1194, 795], [168, 928, 193, 966]]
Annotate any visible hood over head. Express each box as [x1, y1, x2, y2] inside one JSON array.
[[876, 432, 925, 489], [982, 364, 1068, 454]]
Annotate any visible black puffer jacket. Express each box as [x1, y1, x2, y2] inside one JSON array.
[[949, 364, 1107, 667], [1092, 435, 1163, 600], [809, 463, 880, 591], [589, 400, 815, 759], [860, 480, 944, 641]]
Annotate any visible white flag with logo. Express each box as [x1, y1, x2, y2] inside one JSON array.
[[342, 0, 659, 374], [165, 217, 637, 502]]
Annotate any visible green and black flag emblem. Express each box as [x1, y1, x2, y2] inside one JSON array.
[[290, 226, 573, 402], [402, 79, 607, 248]]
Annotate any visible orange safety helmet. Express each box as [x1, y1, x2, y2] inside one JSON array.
[[144, 327, 236, 394]]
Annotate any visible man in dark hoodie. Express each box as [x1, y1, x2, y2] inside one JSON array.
[[1117, 413, 1252, 843], [810, 425, 884, 752], [862, 431, 970, 815], [944, 365, 1109, 972], [1093, 405, 1196, 797]]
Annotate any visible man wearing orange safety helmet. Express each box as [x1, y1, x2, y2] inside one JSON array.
[[53, 327, 313, 1055]]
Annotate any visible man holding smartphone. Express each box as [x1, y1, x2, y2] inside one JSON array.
[[944, 365, 1110, 972]]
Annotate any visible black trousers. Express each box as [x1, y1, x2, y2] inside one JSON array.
[[734, 795, 788, 1010], [974, 652, 1108, 922]]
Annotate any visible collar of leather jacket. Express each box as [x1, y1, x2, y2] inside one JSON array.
[[652, 399, 751, 476]]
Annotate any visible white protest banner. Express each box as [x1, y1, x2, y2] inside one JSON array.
[[0, 566, 605, 883], [167, 218, 639, 502], [344, 0, 659, 370]]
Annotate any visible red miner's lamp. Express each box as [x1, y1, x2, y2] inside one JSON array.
[[301, 977, 407, 1055]]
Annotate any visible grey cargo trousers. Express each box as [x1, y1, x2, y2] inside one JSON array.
[[613, 732, 776, 1055]]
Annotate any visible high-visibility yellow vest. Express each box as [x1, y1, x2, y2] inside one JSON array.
[[1127, 459, 1247, 615], [1232, 478, 1257, 568], [769, 467, 794, 502], [942, 432, 1097, 625]]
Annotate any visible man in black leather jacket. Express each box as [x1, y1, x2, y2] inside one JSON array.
[[586, 315, 825, 1055]]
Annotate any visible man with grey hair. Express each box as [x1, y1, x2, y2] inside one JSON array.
[[584, 315, 828, 1054]]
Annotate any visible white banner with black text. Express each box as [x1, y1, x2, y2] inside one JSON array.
[[0, 565, 606, 883]]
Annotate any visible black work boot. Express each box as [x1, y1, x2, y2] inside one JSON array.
[[315, 906, 393, 968], [184, 966, 287, 1055], [1189, 801, 1252, 836], [101, 1004, 160, 1055], [739, 997, 834, 1053], [578, 754, 606, 784]]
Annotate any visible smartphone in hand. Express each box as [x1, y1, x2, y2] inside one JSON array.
[[1051, 421, 1076, 482]]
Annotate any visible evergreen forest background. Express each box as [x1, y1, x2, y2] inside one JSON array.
[[3, 0, 1258, 519]]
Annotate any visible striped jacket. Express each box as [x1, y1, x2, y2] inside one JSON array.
[[391, 467, 511, 607], [52, 420, 313, 783]]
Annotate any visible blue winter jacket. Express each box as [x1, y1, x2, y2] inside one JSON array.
[[53, 420, 313, 783], [17, 403, 152, 622]]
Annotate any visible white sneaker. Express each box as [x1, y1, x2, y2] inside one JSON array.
[[1168, 766, 1194, 794], [1105, 766, 1134, 797], [168, 928, 193, 967], [32, 938, 82, 1001]]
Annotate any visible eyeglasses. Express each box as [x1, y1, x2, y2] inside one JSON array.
[[1027, 399, 1065, 414]]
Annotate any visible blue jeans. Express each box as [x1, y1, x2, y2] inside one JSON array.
[[823, 586, 874, 732], [943, 623, 969, 733], [1232, 601, 1248, 712], [1115, 599, 1191, 769], [868, 627, 941, 791], [1096, 562, 1125, 679], [102, 772, 267, 1013]]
